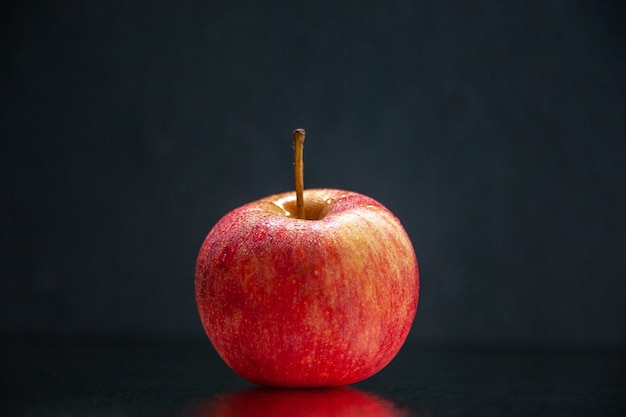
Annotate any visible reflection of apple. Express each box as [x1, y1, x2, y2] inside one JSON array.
[[195, 129, 419, 387], [189, 387, 413, 417]]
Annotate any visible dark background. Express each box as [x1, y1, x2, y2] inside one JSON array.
[[2, 0, 624, 348]]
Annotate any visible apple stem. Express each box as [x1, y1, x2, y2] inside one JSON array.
[[293, 128, 306, 219]]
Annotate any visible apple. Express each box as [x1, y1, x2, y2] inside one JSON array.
[[195, 129, 419, 387]]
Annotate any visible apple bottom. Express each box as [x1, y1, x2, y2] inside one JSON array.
[[196, 189, 419, 387], [216, 322, 413, 388], [210, 277, 415, 388]]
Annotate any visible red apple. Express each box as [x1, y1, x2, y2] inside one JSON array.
[[195, 129, 419, 387]]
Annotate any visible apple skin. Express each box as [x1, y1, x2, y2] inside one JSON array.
[[195, 188, 419, 388]]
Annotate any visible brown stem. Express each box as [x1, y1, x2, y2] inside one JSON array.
[[293, 128, 306, 219]]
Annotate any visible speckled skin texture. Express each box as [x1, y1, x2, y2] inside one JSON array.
[[195, 189, 419, 387]]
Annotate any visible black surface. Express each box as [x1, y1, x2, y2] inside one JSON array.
[[2, 340, 625, 416]]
